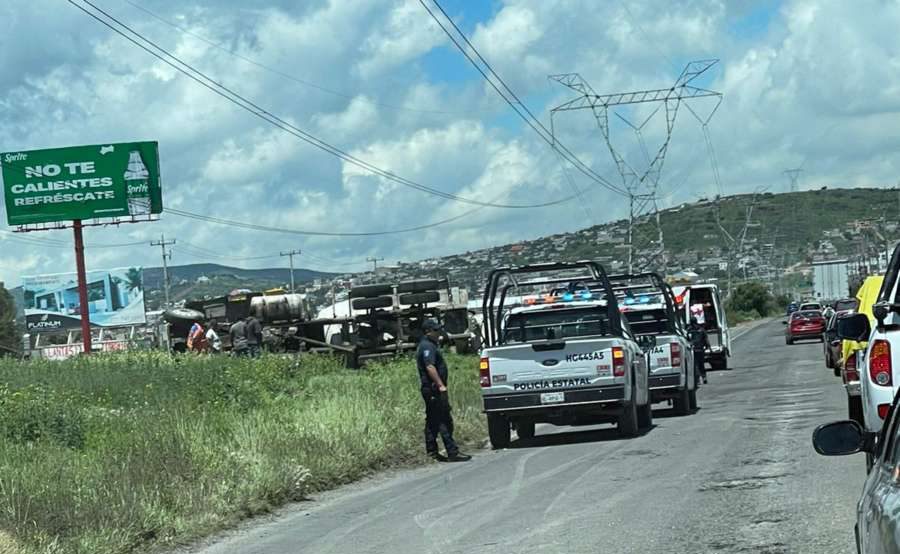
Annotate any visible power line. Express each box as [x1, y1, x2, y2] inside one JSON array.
[[418, 0, 629, 197], [165, 204, 484, 236], [70, 0, 582, 210], [120, 0, 496, 117]]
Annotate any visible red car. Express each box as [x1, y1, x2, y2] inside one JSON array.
[[785, 309, 826, 344]]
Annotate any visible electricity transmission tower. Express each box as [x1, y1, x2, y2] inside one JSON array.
[[550, 60, 723, 273], [713, 191, 763, 296], [784, 168, 802, 192]]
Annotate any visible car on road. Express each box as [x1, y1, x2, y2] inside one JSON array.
[[479, 262, 653, 448], [813, 388, 900, 553], [784, 309, 825, 344], [800, 301, 823, 311], [824, 309, 854, 374], [837, 275, 886, 431], [835, 276, 883, 425], [610, 273, 697, 415], [835, 298, 860, 313], [786, 301, 800, 316], [672, 283, 731, 370]]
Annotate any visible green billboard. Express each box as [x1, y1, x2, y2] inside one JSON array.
[[2, 141, 162, 225]]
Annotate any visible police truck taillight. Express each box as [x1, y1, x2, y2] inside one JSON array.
[[479, 357, 491, 387], [670, 343, 682, 367], [613, 347, 626, 377], [869, 340, 893, 387]]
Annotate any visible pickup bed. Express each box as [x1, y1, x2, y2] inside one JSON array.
[[479, 262, 652, 448]]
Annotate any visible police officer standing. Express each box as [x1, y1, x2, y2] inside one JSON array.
[[417, 319, 471, 462], [688, 317, 710, 384]]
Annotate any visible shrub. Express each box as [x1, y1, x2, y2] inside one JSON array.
[[727, 282, 776, 319]]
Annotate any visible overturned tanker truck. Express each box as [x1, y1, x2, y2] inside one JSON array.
[[159, 279, 474, 368]]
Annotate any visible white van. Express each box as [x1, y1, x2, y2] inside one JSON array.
[[671, 283, 731, 370]]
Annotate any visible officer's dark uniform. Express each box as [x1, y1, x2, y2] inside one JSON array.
[[416, 335, 459, 458], [688, 320, 710, 383]]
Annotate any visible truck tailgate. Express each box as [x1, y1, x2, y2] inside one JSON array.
[[484, 338, 621, 395]]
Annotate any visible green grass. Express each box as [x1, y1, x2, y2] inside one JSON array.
[[0, 351, 486, 554]]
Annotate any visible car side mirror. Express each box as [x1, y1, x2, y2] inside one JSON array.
[[812, 420, 873, 456], [836, 313, 870, 342], [873, 302, 890, 328], [637, 335, 657, 350], [782, 320, 788, 325]]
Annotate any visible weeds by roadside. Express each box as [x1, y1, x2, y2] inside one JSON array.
[[0, 351, 485, 554]]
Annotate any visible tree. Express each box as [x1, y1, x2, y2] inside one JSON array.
[[0, 284, 21, 356], [727, 282, 775, 318]]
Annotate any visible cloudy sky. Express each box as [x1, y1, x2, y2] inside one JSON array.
[[1, 0, 898, 286]]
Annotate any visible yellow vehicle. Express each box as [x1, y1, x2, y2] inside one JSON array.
[[841, 275, 883, 423]]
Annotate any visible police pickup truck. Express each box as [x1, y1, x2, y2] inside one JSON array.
[[610, 273, 697, 416], [479, 262, 653, 449]]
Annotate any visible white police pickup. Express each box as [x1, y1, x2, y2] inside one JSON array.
[[615, 275, 697, 416], [480, 299, 652, 448]]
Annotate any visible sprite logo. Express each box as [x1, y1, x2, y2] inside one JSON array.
[[124, 150, 150, 215]]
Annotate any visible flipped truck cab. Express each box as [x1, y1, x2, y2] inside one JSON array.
[[480, 262, 652, 449]]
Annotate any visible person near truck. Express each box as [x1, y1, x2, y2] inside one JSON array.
[[416, 319, 471, 462], [229, 318, 249, 357], [205, 319, 222, 353], [245, 314, 263, 358], [688, 317, 710, 384], [187, 321, 208, 353]]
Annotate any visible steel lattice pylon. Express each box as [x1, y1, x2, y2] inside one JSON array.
[[549, 60, 723, 273]]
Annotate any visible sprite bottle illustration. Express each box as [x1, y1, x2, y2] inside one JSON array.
[[124, 150, 151, 216]]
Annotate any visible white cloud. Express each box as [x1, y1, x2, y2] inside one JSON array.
[[3, 0, 900, 288]]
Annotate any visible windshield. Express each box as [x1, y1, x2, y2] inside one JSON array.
[[503, 307, 608, 343], [793, 310, 823, 319], [623, 308, 672, 335], [834, 299, 859, 312]]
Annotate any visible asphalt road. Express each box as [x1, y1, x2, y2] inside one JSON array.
[[194, 320, 865, 554]]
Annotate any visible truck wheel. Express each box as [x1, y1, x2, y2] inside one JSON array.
[[638, 400, 653, 429], [351, 296, 393, 310], [398, 291, 440, 305], [349, 284, 393, 298], [711, 356, 729, 370], [849, 396, 864, 425], [689, 388, 698, 411], [618, 379, 640, 438], [488, 414, 511, 449], [397, 279, 443, 293], [674, 386, 691, 416], [515, 420, 535, 440]]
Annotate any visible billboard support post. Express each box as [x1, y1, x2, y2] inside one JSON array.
[[72, 220, 92, 356]]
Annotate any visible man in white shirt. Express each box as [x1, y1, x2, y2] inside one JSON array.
[[205, 319, 222, 353]]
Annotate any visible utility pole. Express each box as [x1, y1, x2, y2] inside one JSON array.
[[151, 234, 176, 308], [280, 249, 301, 292], [366, 256, 384, 273]]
